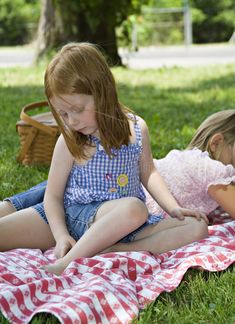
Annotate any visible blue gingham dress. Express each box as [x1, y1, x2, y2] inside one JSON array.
[[64, 115, 146, 208]]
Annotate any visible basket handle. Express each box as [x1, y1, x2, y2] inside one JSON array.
[[20, 101, 58, 136]]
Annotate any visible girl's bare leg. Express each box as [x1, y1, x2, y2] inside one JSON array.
[[44, 197, 148, 275], [102, 217, 208, 254], [0, 201, 16, 218], [0, 207, 55, 251]]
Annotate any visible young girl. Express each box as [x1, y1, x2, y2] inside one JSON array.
[[0, 43, 207, 276], [103, 109, 235, 254]]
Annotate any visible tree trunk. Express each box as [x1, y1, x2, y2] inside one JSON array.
[[76, 11, 122, 66], [35, 0, 64, 60], [36, 0, 123, 65]]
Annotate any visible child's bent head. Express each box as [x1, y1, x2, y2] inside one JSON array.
[[188, 109, 235, 166], [44, 42, 131, 159], [44, 42, 118, 109]]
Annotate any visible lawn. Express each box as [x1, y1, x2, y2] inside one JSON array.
[[0, 63, 234, 323]]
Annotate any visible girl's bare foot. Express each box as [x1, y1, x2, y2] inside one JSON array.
[[44, 259, 67, 276]]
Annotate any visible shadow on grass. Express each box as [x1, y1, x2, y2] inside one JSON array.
[[1, 68, 235, 197]]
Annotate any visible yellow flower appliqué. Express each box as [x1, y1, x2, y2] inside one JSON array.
[[117, 174, 129, 187]]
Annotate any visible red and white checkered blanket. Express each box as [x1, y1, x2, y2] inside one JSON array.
[[0, 214, 234, 323]]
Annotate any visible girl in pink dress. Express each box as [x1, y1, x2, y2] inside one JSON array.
[[104, 109, 235, 254]]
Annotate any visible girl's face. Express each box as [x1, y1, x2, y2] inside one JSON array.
[[218, 142, 235, 167], [50, 94, 99, 137]]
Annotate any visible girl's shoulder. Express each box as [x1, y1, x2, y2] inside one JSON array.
[[54, 134, 74, 162], [131, 115, 149, 135], [127, 113, 145, 126], [164, 147, 209, 160], [127, 114, 148, 144], [156, 148, 208, 166], [162, 148, 227, 166]]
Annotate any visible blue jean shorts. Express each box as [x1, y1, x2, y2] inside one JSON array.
[[4, 181, 163, 243]]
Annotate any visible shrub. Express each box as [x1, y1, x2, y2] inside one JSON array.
[[0, 0, 40, 45]]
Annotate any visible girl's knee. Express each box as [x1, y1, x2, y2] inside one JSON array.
[[125, 197, 148, 225], [187, 217, 208, 241], [0, 201, 16, 217], [196, 220, 209, 240]]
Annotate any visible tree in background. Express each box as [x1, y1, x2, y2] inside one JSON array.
[[36, 0, 145, 65], [125, 0, 235, 47], [191, 0, 235, 43], [128, 0, 185, 47], [1, 0, 235, 57], [0, 0, 39, 45]]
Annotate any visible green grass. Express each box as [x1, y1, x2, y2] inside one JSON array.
[[0, 63, 235, 323], [136, 268, 235, 324]]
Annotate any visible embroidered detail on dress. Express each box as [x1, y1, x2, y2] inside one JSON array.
[[120, 188, 127, 195], [117, 174, 129, 187], [109, 187, 117, 193], [105, 173, 112, 180]]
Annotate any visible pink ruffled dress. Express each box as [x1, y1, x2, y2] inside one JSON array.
[[144, 148, 235, 217]]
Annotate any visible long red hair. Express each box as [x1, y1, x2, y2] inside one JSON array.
[[44, 42, 132, 160]]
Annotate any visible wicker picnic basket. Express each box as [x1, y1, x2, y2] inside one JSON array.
[[16, 101, 60, 166]]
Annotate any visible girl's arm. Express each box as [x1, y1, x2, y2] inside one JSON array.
[[44, 134, 74, 244], [208, 183, 235, 218], [138, 117, 207, 221]]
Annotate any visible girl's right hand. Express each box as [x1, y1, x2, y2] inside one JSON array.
[[170, 207, 209, 224], [54, 234, 76, 259]]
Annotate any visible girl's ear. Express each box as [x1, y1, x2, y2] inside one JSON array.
[[209, 133, 224, 153]]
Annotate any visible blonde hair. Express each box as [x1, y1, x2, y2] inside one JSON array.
[[187, 109, 235, 159], [44, 42, 131, 160]]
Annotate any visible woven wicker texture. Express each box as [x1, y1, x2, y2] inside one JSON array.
[[16, 101, 60, 166]]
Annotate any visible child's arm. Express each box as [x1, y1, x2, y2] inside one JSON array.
[[208, 183, 235, 218], [44, 134, 75, 258], [138, 117, 207, 221]]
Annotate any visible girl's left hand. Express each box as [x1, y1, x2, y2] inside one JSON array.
[[170, 208, 209, 224], [54, 234, 77, 259]]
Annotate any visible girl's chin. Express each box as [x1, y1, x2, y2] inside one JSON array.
[[89, 129, 99, 137], [77, 128, 86, 134], [76, 127, 89, 134], [77, 128, 99, 137]]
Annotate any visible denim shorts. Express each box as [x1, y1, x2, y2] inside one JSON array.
[[4, 181, 163, 243]]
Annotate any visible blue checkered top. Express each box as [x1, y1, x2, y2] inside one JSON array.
[[64, 114, 146, 208]]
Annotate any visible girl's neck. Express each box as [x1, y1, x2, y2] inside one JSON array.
[[90, 129, 100, 139]]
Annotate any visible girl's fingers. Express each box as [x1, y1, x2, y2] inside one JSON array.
[[60, 249, 66, 258], [69, 238, 76, 247], [183, 209, 209, 224], [193, 211, 208, 224], [193, 211, 201, 221], [61, 245, 71, 257], [199, 213, 209, 224], [171, 208, 209, 224]]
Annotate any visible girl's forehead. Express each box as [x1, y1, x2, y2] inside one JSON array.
[[51, 94, 93, 109]]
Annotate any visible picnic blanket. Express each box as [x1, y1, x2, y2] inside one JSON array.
[[0, 211, 234, 324]]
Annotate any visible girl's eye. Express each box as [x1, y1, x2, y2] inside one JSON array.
[[60, 112, 68, 118], [74, 107, 84, 113]]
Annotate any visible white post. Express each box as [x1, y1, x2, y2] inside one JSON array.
[[183, 0, 192, 46]]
